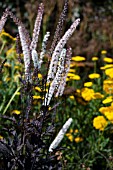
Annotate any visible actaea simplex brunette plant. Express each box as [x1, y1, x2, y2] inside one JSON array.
[[0, 1, 80, 169]]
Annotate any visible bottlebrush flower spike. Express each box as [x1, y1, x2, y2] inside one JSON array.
[[56, 47, 72, 97], [0, 8, 9, 33], [43, 48, 66, 106], [30, 3, 44, 51], [32, 49, 39, 68], [18, 25, 31, 82], [47, 18, 80, 82], [39, 31, 50, 69], [49, 0, 68, 56], [49, 118, 73, 152]]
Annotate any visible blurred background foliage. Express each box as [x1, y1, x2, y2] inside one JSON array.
[[0, 0, 113, 59]]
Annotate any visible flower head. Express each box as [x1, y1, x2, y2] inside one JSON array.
[[84, 82, 93, 87], [89, 73, 100, 79], [92, 57, 98, 61], [103, 57, 113, 63], [81, 88, 94, 101], [105, 68, 113, 78], [93, 116, 108, 131], [71, 56, 85, 62]]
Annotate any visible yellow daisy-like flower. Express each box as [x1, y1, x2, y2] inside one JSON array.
[[74, 129, 79, 133], [81, 88, 94, 101], [66, 77, 69, 81], [67, 73, 76, 77], [100, 64, 113, 70], [92, 57, 98, 61], [99, 105, 113, 115], [69, 69, 76, 73], [89, 73, 100, 79], [103, 57, 113, 63], [69, 75, 80, 80], [93, 116, 108, 131], [35, 86, 42, 92], [84, 82, 93, 87], [105, 68, 113, 78], [104, 112, 113, 123], [76, 89, 80, 93], [38, 73, 42, 79], [71, 56, 86, 62], [66, 133, 73, 142], [101, 50, 107, 55], [69, 129, 73, 133], [70, 63, 77, 67], [102, 96, 113, 104], [33, 95, 42, 99], [92, 92, 104, 99], [69, 95, 74, 100], [103, 79, 113, 94], [74, 137, 83, 143], [12, 110, 20, 115]]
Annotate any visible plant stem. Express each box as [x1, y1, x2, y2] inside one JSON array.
[[3, 86, 21, 114]]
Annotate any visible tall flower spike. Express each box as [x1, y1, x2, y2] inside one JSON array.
[[0, 8, 9, 33], [8, 10, 31, 46], [39, 31, 50, 69], [18, 26, 31, 82], [56, 47, 72, 97], [49, 0, 68, 56], [47, 18, 80, 82], [43, 48, 66, 106], [32, 49, 39, 68], [30, 3, 44, 51], [49, 118, 73, 152]]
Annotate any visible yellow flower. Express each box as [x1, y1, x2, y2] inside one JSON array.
[[92, 92, 104, 99], [69, 95, 74, 100], [67, 73, 76, 77], [103, 57, 113, 63], [69, 69, 76, 73], [105, 68, 113, 78], [12, 110, 20, 115], [93, 116, 108, 131], [66, 77, 69, 81], [100, 64, 113, 70], [35, 86, 42, 92], [84, 82, 93, 87], [104, 112, 113, 123], [38, 73, 42, 79], [102, 96, 113, 104], [33, 95, 42, 99], [0, 135, 3, 140], [74, 137, 83, 143], [101, 50, 107, 54], [92, 57, 98, 61], [81, 88, 94, 101], [71, 56, 86, 62], [74, 129, 79, 133], [69, 75, 80, 80], [89, 73, 100, 79], [103, 79, 113, 94], [69, 129, 73, 133], [99, 105, 113, 114], [76, 89, 80, 93], [70, 63, 77, 67], [66, 133, 73, 142]]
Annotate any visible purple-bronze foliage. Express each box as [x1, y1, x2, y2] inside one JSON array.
[[0, 1, 80, 169]]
